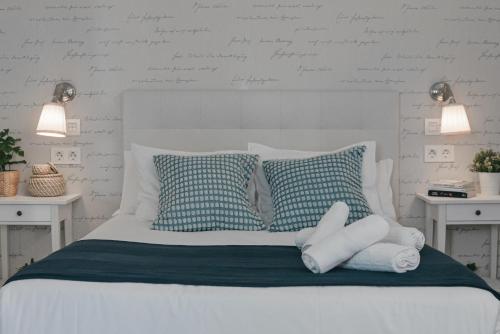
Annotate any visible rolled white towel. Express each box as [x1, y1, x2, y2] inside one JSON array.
[[302, 215, 389, 274], [295, 202, 349, 250], [341, 243, 420, 273], [295, 227, 315, 250], [381, 221, 425, 251], [302, 202, 349, 251]]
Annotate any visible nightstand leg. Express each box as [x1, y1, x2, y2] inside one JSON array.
[[435, 206, 446, 253], [63, 204, 73, 245], [51, 206, 61, 251], [0, 226, 8, 281], [425, 204, 434, 246], [490, 225, 498, 280]]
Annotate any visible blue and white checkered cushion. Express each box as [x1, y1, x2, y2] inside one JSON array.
[[153, 154, 265, 232], [262, 146, 372, 232]]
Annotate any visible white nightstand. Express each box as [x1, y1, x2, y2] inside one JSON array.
[[416, 193, 500, 280], [0, 194, 81, 281]]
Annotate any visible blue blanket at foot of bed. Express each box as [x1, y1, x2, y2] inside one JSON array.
[[5, 240, 499, 300]]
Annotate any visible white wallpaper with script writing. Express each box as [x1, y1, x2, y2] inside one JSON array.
[[0, 1, 499, 276]]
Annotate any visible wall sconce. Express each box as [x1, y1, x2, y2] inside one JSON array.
[[36, 82, 76, 138], [429, 82, 471, 135]]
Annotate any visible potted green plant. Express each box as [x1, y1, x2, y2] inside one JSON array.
[[0, 129, 26, 196], [470, 149, 500, 196]]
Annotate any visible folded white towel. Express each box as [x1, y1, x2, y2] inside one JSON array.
[[302, 215, 389, 274], [381, 220, 425, 250], [295, 227, 315, 250], [302, 202, 349, 251], [341, 242, 420, 273], [295, 202, 349, 250]]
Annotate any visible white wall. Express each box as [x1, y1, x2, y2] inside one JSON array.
[[0, 0, 499, 276]]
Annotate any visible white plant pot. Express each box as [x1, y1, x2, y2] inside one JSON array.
[[478, 172, 500, 196]]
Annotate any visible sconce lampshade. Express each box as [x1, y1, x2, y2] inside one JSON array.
[[440, 103, 471, 135], [36, 103, 67, 137]]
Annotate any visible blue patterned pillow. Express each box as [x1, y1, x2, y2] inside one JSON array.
[[262, 146, 372, 232], [153, 154, 265, 232]]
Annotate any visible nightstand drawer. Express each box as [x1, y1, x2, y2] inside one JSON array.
[[447, 204, 500, 221], [0, 205, 51, 222]]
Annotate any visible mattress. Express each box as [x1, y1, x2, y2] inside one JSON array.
[[1, 214, 499, 334]]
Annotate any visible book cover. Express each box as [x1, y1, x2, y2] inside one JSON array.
[[427, 190, 474, 198]]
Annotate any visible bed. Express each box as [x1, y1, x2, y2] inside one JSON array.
[[1, 90, 499, 334]]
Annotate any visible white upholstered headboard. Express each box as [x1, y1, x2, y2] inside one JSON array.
[[122, 90, 400, 214]]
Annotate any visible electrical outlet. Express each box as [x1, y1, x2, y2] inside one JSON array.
[[424, 145, 455, 163], [67, 147, 81, 164], [51, 148, 66, 163], [51, 147, 81, 165], [425, 118, 441, 136], [66, 119, 80, 136]]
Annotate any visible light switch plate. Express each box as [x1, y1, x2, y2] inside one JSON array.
[[424, 145, 455, 163], [66, 119, 80, 136], [51, 147, 81, 165], [425, 118, 441, 136]]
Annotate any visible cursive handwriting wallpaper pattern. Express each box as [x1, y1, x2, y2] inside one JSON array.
[[0, 1, 499, 276]]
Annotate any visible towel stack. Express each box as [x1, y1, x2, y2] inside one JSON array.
[[297, 202, 422, 274]]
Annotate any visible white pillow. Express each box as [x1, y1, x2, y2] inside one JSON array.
[[247, 142, 381, 225], [118, 151, 140, 214], [376, 159, 397, 220], [132, 144, 257, 222]]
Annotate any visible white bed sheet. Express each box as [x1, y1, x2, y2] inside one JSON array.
[[83, 212, 298, 245], [1, 214, 499, 334]]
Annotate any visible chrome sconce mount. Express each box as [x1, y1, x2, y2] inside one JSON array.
[[429, 82, 455, 103], [52, 82, 76, 103]]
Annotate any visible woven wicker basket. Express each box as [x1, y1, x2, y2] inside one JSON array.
[[28, 173, 66, 197], [0, 170, 20, 197], [32, 163, 58, 175]]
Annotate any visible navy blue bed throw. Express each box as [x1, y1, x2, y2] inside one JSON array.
[[6, 239, 499, 300]]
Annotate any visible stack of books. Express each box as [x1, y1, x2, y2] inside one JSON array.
[[428, 180, 476, 198]]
